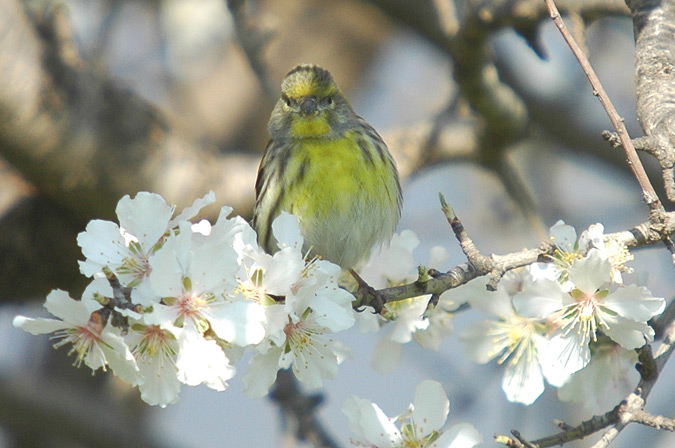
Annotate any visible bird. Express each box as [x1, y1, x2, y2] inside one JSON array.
[[253, 64, 402, 272]]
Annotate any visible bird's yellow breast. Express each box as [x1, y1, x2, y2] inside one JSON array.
[[266, 128, 399, 268], [283, 131, 379, 219], [289, 115, 332, 137]]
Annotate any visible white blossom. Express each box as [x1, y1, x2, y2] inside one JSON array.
[[77, 191, 216, 305], [241, 214, 355, 398], [515, 250, 664, 379], [531, 220, 634, 286], [144, 221, 265, 347], [557, 341, 638, 412], [458, 274, 552, 404], [13, 288, 139, 383], [125, 322, 182, 407], [359, 230, 454, 373], [342, 380, 482, 448]]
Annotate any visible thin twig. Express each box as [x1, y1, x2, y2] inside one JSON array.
[[544, 0, 663, 213], [511, 430, 538, 448], [630, 410, 675, 431], [439, 193, 491, 272]]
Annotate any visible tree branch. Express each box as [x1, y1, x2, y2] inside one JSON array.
[[626, 0, 675, 202], [356, 206, 675, 309], [630, 409, 675, 431]]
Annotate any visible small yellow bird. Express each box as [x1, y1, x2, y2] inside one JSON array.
[[253, 64, 402, 270]]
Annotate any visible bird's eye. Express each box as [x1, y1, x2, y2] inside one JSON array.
[[326, 97, 333, 106], [284, 98, 292, 107]]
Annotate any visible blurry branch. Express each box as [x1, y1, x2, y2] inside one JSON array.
[[0, 369, 169, 448], [501, 301, 675, 447], [364, 0, 629, 53], [226, 0, 278, 98], [0, 0, 259, 221], [430, 0, 457, 36], [87, 0, 125, 68], [270, 370, 342, 448], [383, 110, 480, 179], [364, 0, 631, 231], [363, 0, 630, 145], [227, 0, 279, 99], [494, 153, 548, 237], [626, 0, 675, 202], [443, 2, 550, 234]]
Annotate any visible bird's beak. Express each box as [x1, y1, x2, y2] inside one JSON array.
[[299, 98, 318, 115]]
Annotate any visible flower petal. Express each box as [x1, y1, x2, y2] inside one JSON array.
[[77, 220, 127, 275], [459, 277, 513, 318], [208, 301, 266, 346], [242, 349, 282, 399], [603, 314, 655, 349], [412, 380, 449, 434], [432, 422, 483, 448], [502, 349, 544, 405], [568, 250, 611, 292], [342, 396, 400, 448], [459, 321, 500, 364], [116, 192, 174, 248], [175, 331, 235, 391], [13, 316, 68, 335], [271, 212, 304, 251], [169, 191, 216, 227], [550, 220, 577, 252], [45, 289, 101, 323], [538, 333, 589, 387], [513, 279, 565, 319], [604, 285, 665, 321]]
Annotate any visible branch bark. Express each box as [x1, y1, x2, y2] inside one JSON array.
[[627, 0, 675, 201]]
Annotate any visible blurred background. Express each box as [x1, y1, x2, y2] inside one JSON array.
[[1, 0, 674, 447]]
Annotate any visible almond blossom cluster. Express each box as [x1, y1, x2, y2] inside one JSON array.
[[348, 219, 664, 408], [14, 192, 355, 407], [12, 191, 665, 425], [456, 221, 664, 405]]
